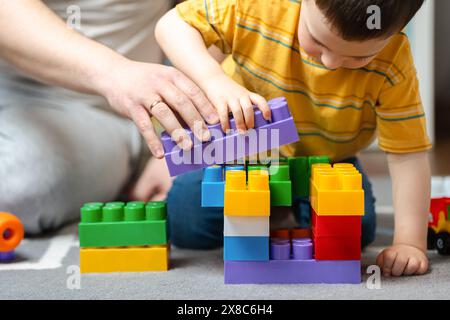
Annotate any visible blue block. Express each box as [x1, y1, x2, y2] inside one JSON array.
[[201, 181, 225, 207], [201, 166, 225, 207], [224, 236, 269, 261]]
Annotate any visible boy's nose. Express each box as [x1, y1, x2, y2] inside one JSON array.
[[320, 54, 342, 70]]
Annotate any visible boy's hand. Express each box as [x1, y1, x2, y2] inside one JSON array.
[[200, 73, 271, 132], [376, 244, 428, 277]]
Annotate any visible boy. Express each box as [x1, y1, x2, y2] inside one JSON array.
[[156, 0, 431, 277]]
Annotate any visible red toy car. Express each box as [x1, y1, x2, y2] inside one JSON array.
[[427, 197, 450, 255]]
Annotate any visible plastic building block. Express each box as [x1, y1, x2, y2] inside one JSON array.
[[224, 236, 269, 261], [224, 260, 361, 284], [312, 209, 362, 237], [0, 212, 24, 252], [269, 164, 292, 206], [161, 97, 300, 176], [0, 250, 15, 262], [78, 202, 167, 248], [224, 170, 270, 216], [201, 166, 225, 207], [313, 235, 361, 260], [291, 228, 312, 239], [310, 163, 364, 216], [80, 245, 169, 273], [224, 216, 269, 236], [308, 156, 330, 176], [288, 157, 309, 197], [270, 229, 291, 239], [292, 238, 314, 260]]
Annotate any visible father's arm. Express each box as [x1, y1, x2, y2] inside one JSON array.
[[0, 0, 218, 157]]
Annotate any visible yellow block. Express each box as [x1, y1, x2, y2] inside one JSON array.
[[224, 170, 270, 216], [80, 245, 169, 273], [310, 163, 364, 216]]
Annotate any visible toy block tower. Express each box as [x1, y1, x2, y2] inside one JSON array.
[[223, 168, 270, 261], [202, 156, 364, 284], [310, 163, 364, 260], [78, 201, 169, 273]]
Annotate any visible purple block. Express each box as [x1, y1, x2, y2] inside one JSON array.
[[292, 241, 313, 260], [0, 250, 15, 262], [162, 97, 299, 176], [270, 242, 291, 260], [224, 260, 361, 284]]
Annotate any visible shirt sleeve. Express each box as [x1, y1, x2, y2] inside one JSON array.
[[176, 0, 237, 54], [375, 38, 432, 153]]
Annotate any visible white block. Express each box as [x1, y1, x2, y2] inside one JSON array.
[[224, 216, 269, 236]]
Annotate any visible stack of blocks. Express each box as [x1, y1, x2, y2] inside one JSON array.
[[201, 156, 364, 284], [78, 201, 169, 273]]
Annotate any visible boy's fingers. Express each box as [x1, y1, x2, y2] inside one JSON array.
[[250, 93, 271, 121], [170, 70, 219, 125], [416, 259, 429, 275], [216, 102, 230, 132], [382, 250, 397, 276], [147, 100, 193, 151], [158, 83, 210, 142], [129, 105, 164, 159], [404, 258, 419, 276], [228, 99, 246, 133], [391, 254, 407, 277], [240, 96, 255, 129]]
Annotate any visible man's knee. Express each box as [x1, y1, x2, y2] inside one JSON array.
[[0, 108, 75, 234]]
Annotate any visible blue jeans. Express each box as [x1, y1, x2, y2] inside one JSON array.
[[167, 157, 376, 250]]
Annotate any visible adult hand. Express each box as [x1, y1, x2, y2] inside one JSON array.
[[102, 60, 219, 158]]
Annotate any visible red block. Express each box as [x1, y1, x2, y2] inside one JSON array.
[[314, 235, 361, 260], [311, 209, 361, 237]]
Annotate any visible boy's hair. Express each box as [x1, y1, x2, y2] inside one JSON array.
[[314, 0, 425, 41]]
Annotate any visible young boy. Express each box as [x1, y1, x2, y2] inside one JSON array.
[[156, 0, 431, 277]]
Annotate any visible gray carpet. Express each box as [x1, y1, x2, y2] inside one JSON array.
[[1, 177, 449, 300]]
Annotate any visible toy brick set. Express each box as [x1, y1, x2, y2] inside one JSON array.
[[201, 156, 365, 284], [78, 201, 169, 273]]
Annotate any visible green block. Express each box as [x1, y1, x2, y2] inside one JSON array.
[[307, 156, 330, 177], [288, 157, 309, 197], [79, 201, 167, 248], [269, 165, 292, 206]]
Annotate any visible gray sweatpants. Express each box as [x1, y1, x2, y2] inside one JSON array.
[[0, 95, 142, 234]]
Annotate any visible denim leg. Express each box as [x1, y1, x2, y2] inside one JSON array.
[[292, 157, 377, 248], [166, 169, 224, 249]]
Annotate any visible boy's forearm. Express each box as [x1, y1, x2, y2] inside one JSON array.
[[387, 151, 431, 252], [155, 9, 225, 90], [0, 0, 124, 96]]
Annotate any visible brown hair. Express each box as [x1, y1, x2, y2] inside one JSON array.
[[314, 0, 425, 41]]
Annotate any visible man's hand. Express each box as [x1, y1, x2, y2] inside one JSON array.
[[103, 61, 219, 159], [376, 244, 429, 277], [129, 157, 173, 201], [200, 73, 271, 133]]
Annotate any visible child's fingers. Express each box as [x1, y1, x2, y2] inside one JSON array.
[[381, 249, 397, 276], [228, 99, 246, 133], [403, 257, 420, 276], [216, 102, 230, 132], [249, 93, 271, 121], [391, 253, 408, 277], [240, 96, 255, 129], [416, 258, 429, 275]]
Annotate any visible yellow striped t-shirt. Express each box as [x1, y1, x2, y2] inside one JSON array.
[[176, 0, 431, 161]]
